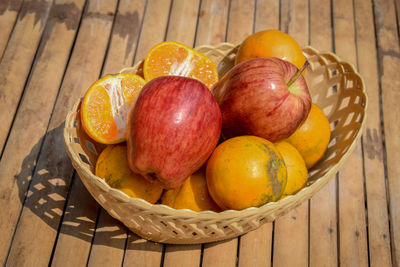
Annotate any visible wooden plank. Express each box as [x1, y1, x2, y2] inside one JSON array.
[[194, 0, 230, 47], [133, 0, 172, 63], [50, 174, 99, 267], [5, 0, 119, 265], [202, 239, 238, 267], [353, 0, 392, 266], [238, 223, 273, 267], [101, 0, 147, 74], [123, 233, 163, 267], [84, 1, 147, 266], [163, 245, 202, 267], [86, 210, 127, 267], [254, 0, 279, 32], [272, 1, 309, 266], [0, 0, 85, 264], [237, 2, 279, 267], [165, 0, 200, 47], [308, 0, 338, 266], [333, 0, 369, 266], [162, 1, 202, 265], [121, 0, 172, 264], [225, 0, 254, 44], [373, 0, 400, 265], [0, 0, 23, 60], [0, 0, 53, 154]]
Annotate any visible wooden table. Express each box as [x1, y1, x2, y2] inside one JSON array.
[[0, 0, 398, 266]]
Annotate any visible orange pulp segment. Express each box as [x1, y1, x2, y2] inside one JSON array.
[[143, 41, 219, 89], [81, 73, 146, 144]]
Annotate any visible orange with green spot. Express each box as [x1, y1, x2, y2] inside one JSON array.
[[275, 141, 308, 198], [206, 136, 287, 210], [95, 144, 163, 203]]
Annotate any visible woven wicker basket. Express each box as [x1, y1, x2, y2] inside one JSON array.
[[63, 43, 367, 244]]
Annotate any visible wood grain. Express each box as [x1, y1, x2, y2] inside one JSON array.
[[0, 0, 85, 264], [0, 0, 53, 154], [373, 0, 400, 265], [353, 0, 392, 266], [133, 0, 172, 64], [165, 0, 200, 47], [203, 239, 238, 267], [0, 0, 23, 60], [5, 0, 119, 265], [254, 0, 279, 32], [102, 0, 147, 74], [333, 0, 369, 266], [50, 174, 99, 267], [123, 233, 163, 267], [163, 245, 201, 267], [87, 210, 127, 267], [195, 0, 230, 46], [308, 0, 338, 266]]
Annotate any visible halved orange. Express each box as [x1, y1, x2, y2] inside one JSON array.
[[81, 73, 146, 144], [143, 41, 219, 89]]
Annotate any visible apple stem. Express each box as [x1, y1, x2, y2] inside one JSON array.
[[286, 60, 309, 88]]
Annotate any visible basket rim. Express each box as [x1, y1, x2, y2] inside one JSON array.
[[63, 43, 368, 221]]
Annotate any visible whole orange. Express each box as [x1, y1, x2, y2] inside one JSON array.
[[235, 29, 306, 71], [275, 141, 308, 198], [95, 144, 163, 203], [286, 103, 331, 169], [161, 168, 221, 212], [206, 136, 287, 210]]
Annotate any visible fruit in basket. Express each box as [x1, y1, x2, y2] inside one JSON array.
[[95, 144, 163, 203], [143, 41, 219, 89], [286, 103, 331, 168], [127, 76, 222, 189], [212, 57, 311, 142], [161, 168, 221, 212], [206, 136, 287, 210], [81, 73, 146, 144], [235, 29, 306, 72], [275, 141, 308, 198]]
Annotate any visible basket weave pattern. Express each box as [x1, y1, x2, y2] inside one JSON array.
[[64, 43, 367, 244]]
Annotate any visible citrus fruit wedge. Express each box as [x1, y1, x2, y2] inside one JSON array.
[[81, 73, 146, 144], [143, 41, 219, 89]]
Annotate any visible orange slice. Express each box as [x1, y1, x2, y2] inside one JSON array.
[[81, 73, 146, 144], [143, 41, 219, 89]]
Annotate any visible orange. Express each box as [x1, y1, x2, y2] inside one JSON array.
[[143, 41, 219, 89], [275, 141, 308, 198], [161, 168, 221, 212], [235, 29, 306, 71], [206, 136, 287, 210], [81, 73, 146, 144], [286, 103, 331, 169], [95, 144, 163, 203]]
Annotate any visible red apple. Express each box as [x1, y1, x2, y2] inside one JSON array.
[[126, 76, 222, 189], [212, 57, 311, 142]]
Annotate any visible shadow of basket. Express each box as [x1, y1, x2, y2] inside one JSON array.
[[15, 122, 132, 247]]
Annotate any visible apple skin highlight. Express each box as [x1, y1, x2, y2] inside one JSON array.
[[212, 57, 311, 142]]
